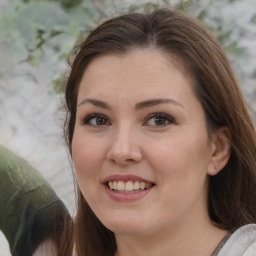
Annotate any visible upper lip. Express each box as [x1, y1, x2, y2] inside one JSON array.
[[102, 174, 155, 184]]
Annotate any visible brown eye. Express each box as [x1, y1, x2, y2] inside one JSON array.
[[95, 117, 108, 125], [154, 117, 168, 126], [81, 114, 110, 126], [145, 113, 174, 127]]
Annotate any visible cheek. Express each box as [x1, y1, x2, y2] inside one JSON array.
[[72, 136, 105, 208], [147, 132, 211, 184], [72, 132, 106, 182], [150, 136, 210, 214]]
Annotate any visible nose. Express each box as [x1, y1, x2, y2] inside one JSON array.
[[106, 124, 142, 165]]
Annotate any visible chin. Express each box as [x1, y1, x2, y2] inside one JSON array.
[[100, 215, 150, 235]]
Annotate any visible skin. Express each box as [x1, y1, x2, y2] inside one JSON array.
[[72, 49, 230, 256]]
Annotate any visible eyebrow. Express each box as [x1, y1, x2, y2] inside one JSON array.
[[78, 98, 184, 110], [78, 98, 111, 109], [135, 98, 184, 110]]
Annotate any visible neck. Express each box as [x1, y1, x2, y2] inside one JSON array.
[[114, 212, 227, 256]]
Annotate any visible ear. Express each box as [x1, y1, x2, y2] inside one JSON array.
[[207, 127, 231, 176]]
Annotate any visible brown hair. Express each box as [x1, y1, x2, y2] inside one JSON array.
[[62, 8, 256, 256]]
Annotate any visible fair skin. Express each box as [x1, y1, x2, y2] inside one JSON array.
[[72, 49, 231, 256]]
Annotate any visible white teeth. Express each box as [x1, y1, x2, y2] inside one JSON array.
[[117, 181, 125, 190], [134, 181, 140, 190], [113, 181, 117, 190], [125, 181, 133, 191], [107, 180, 153, 192], [109, 181, 114, 189], [140, 182, 145, 190]]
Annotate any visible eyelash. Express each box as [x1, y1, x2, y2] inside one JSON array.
[[144, 113, 175, 127], [80, 113, 110, 126], [80, 112, 175, 127]]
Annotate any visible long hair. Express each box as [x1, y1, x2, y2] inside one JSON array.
[[62, 8, 256, 256]]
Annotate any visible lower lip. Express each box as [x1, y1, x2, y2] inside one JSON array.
[[104, 185, 153, 202]]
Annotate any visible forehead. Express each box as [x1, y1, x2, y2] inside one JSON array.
[[77, 48, 196, 102]]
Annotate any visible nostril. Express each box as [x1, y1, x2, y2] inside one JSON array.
[[126, 158, 135, 162]]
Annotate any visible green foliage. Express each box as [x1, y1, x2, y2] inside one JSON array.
[[52, 75, 66, 94], [175, 0, 194, 12], [175, 0, 244, 56], [19, 0, 83, 9], [0, 0, 101, 93]]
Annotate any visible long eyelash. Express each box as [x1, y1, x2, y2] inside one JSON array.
[[80, 113, 107, 125], [147, 113, 175, 124]]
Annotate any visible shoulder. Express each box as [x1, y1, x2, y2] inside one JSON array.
[[218, 224, 256, 256], [0, 144, 69, 256]]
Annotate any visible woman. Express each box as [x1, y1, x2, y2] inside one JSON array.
[[61, 8, 256, 256]]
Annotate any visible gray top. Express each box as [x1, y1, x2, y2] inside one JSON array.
[[211, 231, 233, 255], [212, 224, 256, 256]]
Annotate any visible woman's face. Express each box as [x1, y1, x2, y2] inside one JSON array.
[[72, 49, 216, 236]]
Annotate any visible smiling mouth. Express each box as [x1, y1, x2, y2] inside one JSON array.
[[107, 180, 155, 193]]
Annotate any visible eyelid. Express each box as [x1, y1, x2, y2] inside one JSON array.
[[143, 112, 175, 126], [80, 113, 110, 126]]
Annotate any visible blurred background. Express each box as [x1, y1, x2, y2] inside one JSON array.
[[0, 0, 255, 213]]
